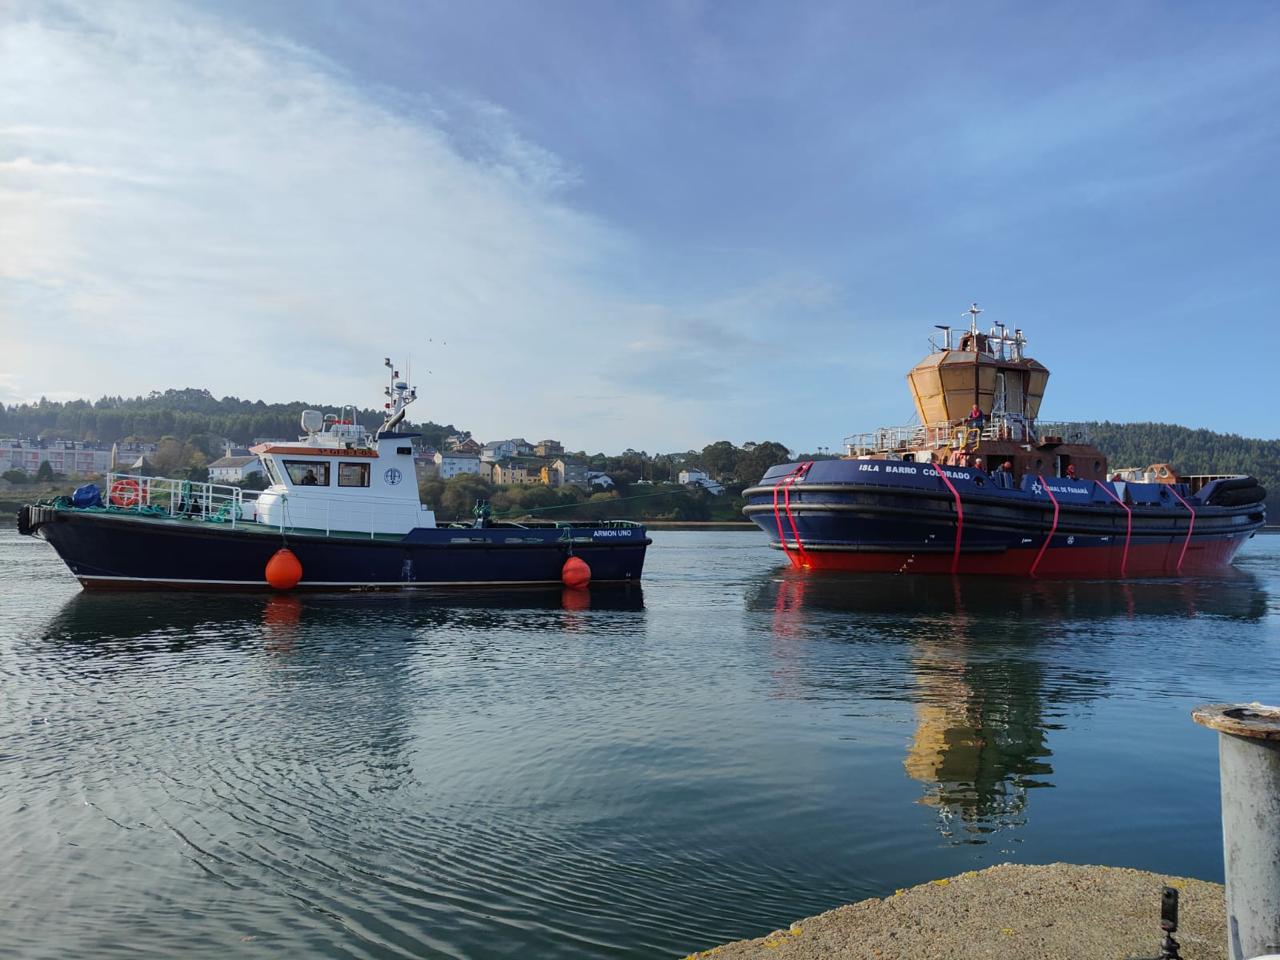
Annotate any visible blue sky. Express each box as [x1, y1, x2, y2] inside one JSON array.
[[2, 0, 1278, 452]]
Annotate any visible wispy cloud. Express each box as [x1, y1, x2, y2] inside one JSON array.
[[0, 0, 780, 447]]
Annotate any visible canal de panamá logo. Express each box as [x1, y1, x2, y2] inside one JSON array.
[[384, 467, 403, 486]]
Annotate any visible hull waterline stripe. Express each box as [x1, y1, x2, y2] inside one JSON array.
[[76, 574, 637, 588], [933, 463, 964, 574], [1166, 485, 1197, 574], [1029, 476, 1060, 578], [1093, 480, 1132, 576]]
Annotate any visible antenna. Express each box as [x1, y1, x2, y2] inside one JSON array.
[[934, 324, 953, 351], [965, 303, 982, 335]]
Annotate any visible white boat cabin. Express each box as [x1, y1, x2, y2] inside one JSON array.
[[250, 364, 436, 536]]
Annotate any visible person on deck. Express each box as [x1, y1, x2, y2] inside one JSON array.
[[995, 460, 1014, 489], [967, 403, 986, 429], [1066, 464, 1077, 480]]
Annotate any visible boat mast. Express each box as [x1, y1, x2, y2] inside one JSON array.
[[966, 303, 982, 409], [378, 357, 418, 438]]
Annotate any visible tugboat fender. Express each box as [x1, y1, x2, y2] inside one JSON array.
[[16, 505, 33, 537]]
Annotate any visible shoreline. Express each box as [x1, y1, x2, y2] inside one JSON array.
[[682, 863, 1226, 959]]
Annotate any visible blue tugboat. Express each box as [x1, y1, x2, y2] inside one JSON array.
[[18, 362, 649, 590], [743, 307, 1266, 577]]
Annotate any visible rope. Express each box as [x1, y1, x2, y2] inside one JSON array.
[[933, 464, 964, 574], [1166, 485, 1196, 574], [1094, 480, 1131, 577], [782, 462, 814, 568], [1030, 476, 1059, 578]]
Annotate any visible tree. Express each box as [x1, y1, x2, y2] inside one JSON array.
[[738, 441, 792, 483], [698, 441, 740, 482], [35, 461, 54, 482]]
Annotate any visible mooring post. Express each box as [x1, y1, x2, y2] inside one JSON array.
[[1193, 703, 1280, 960]]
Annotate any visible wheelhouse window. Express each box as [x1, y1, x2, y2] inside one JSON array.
[[262, 459, 283, 486], [338, 462, 370, 487], [284, 460, 329, 486]]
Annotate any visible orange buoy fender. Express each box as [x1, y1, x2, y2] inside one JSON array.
[[265, 548, 303, 590], [561, 556, 591, 589]]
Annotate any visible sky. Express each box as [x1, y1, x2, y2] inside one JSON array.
[[2, 0, 1279, 452]]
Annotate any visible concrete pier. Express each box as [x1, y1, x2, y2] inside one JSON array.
[[683, 863, 1225, 960]]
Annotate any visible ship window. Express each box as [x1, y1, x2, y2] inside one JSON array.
[[338, 462, 370, 487], [284, 460, 329, 486], [263, 459, 283, 485]]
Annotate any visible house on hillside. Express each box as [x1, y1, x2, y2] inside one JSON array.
[[447, 435, 483, 455], [489, 459, 540, 485], [434, 451, 481, 480], [586, 471, 615, 489], [533, 439, 564, 458], [542, 458, 589, 488], [481, 440, 513, 462], [209, 455, 265, 484], [679, 468, 725, 495]]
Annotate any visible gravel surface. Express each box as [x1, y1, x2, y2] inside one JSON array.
[[682, 863, 1226, 960]]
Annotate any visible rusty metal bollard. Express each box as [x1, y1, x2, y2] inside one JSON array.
[[1193, 703, 1280, 960]]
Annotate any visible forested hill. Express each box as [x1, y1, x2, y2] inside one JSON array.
[[0, 389, 465, 452], [1088, 421, 1278, 514], [1, 393, 1276, 512]]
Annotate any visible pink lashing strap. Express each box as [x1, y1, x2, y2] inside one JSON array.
[[1094, 480, 1131, 577], [782, 461, 814, 568], [1165, 485, 1196, 574], [1030, 476, 1059, 578], [933, 463, 964, 574], [772, 463, 812, 568]]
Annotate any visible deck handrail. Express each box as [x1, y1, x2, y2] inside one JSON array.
[[102, 472, 245, 528], [843, 416, 1091, 456]]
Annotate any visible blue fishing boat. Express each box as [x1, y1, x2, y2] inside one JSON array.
[[18, 362, 648, 590]]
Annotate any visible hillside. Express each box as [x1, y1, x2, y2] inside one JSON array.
[[1, 393, 1274, 516], [0, 389, 465, 454], [1087, 421, 1278, 515]]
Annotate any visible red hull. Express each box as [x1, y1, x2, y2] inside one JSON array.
[[785, 537, 1247, 578]]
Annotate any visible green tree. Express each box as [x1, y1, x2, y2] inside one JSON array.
[[35, 461, 54, 482]]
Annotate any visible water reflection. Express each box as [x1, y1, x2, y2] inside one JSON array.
[[751, 570, 1267, 842], [37, 584, 646, 654]]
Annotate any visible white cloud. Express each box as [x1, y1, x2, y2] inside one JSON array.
[[0, 0, 757, 448]]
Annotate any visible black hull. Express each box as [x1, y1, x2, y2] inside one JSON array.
[[20, 506, 649, 590]]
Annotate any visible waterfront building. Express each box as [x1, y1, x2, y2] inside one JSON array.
[[0, 438, 157, 477], [679, 468, 726, 495]]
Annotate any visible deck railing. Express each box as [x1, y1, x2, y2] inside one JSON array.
[[843, 416, 1091, 456], [101, 472, 246, 528]]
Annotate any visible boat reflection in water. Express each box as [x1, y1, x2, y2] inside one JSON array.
[[751, 569, 1267, 843], [38, 584, 646, 656]]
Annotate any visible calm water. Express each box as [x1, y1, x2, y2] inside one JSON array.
[[2, 526, 1279, 958]]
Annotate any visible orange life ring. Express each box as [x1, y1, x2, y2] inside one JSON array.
[[109, 478, 143, 508]]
